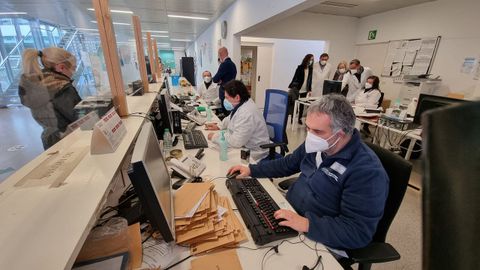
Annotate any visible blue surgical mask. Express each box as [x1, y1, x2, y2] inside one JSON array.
[[223, 99, 234, 111]]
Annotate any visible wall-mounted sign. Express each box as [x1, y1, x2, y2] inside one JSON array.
[[368, 30, 377, 40]]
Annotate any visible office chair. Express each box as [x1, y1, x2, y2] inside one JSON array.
[[422, 101, 480, 270], [260, 89, 289, 160], [378, 92, 385, 108], [342, 141, 412, 270]]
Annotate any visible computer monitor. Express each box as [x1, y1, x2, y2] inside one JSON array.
[[128, 122, 175, 242], [413, 94, 467, 125], [157, 89, 174, 135], [323, 80, 342, 95]]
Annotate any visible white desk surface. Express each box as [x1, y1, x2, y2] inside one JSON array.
[[168, 120, 343, 270], [0, 83, 162, 270]]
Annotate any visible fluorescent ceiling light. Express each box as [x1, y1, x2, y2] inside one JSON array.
[[170, 38, 191, 42], [142, 30, 168, 34], [159, 43, 170, 46], [168, 14, 209, 20], [172, 47, 185, 50], [91, 20, 131, 26], [87, 8, 133, 14], [150, 35, 169, 38], [77, 28, 98, 31], [0, 12, 27, 15]]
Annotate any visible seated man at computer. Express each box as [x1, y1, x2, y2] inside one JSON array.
[[196, 70, 219, 104], [228, 94, 389, 251], [206, 80, 270, 161]]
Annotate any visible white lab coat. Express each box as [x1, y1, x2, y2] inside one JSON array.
[[213, 99, 270, 161], [311, 62, 333, 97], [341, 67, 373, 103], [196, 82, 218, 103], [355, 88, 382, 108]]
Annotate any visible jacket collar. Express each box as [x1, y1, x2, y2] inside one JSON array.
[[230, 98, 247, 118]]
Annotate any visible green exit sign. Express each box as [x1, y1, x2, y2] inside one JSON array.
[[368, 30, 377, 40]]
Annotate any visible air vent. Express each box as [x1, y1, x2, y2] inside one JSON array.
[[320, 1, 359, 8]]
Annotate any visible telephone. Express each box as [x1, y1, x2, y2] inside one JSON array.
[[168, 155, 206, 179], [186, 110, 206, 125]]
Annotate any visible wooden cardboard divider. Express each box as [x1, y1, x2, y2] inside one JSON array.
[[92, 0, 128, 116], [146, 32, 157, 82], [132, 15, 149, 93], [153, 39, 161, 79]]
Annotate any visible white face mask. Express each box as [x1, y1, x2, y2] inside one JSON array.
[[350, 69, 357, 74], [305, 131, 341, 153], [365, 82, 372, 89], [204, 76, 212, 83], [339, 68, 346, 74], [320, 60, 327, 66]]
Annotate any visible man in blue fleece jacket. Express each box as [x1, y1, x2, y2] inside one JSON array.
[[228, 94, 389, 251]]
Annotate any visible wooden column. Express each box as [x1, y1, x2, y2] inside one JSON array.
[[153, 39, 161, 79], [146, 32, 157, 82], [132, 15, 149, 93], [92, 0, 128, 116]]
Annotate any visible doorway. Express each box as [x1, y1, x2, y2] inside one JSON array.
[[240, 46, 257, 100]]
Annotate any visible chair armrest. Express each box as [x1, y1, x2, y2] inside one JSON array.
[[346, 242, 400, 264], [260, 142, 287, 149]]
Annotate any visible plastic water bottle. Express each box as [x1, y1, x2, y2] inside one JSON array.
[[407, 98, 418, 117], [163, 128, 172, 154], [206, 105, 213, 122], [219, 130, 228, 161]]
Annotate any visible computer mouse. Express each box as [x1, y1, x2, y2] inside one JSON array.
[[226, 170, 241, 179]]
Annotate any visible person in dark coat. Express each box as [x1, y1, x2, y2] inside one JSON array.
[[288, 54, 314, 124], [213, 47, 237, 116], [18, 47, 82, 149]]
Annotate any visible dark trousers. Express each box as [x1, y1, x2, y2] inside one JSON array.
[[298, 92, 308, 121]]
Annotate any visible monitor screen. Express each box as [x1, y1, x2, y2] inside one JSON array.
[[128, 122, 175, 242], [157, 90, 173, 135], [323, 80, 342, 95], [413, 94, 467, 125]]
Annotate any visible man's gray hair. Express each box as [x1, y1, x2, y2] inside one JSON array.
[[307, 94, 356, 134]]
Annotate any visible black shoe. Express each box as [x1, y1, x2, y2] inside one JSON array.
[[298, 119, 303, 125]]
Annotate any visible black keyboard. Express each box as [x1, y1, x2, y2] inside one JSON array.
[[226, 178, 298, 245], [182, 130, 209, 149]]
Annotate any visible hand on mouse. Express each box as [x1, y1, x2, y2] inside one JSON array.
[[205, 123, 219, 130], [227, 165, 251, 178], [274, 209, 309, 233]]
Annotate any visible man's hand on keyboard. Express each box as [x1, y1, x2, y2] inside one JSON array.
[[274, 209, 309, 233], [227, 165, 251, 178]]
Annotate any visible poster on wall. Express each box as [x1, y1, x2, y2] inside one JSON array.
[[160, 50, 176, 70], [474, 58, 480, 80], [461, 57, 475, 74]]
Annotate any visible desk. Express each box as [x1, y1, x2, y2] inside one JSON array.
[[166, 120, 343, 270], [0, 83, 163, 270], [355, 117, 422, 160]]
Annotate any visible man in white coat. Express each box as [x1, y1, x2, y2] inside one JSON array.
[[196, 70, 219, 104], [311, 53, 333, 97], [205, 80, 270, 161], [341, 59, 373, 103]]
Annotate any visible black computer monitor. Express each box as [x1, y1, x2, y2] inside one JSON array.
[[323, 80, 342, 95], [128, 122, 175, 242], [413, 94, 467, 125], [157, 90, 174, 135]]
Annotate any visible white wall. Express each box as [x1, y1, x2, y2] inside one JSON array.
[[355, 0, 480, 100], [242, 37, 326, 91], [186, 0, 320, 86], [245, 12, 359, 70]]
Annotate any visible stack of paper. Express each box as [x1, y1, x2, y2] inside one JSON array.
[[174, 183, 247, 255], [190, 249, 242, 270]]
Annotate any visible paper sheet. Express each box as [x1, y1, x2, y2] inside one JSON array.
[[403, 51, 417, 66], [191, 249, 243, 270], [391, 63, 403, 77], [407, 39, 422, 51], [141, 239, 189, 269]]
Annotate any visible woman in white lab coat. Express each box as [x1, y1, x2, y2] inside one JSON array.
[[354, 75, 382, 107], [206, 80, 270, 161], [311, 53, 333, 97]]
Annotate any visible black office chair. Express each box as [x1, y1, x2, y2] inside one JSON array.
[[341, 141, 412, 270], [260, 89, 289, 160], [378, 92, 385, 108], [422, 101, 480, 270]]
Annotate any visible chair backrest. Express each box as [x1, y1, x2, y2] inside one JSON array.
[[378, 92, 385, 108], [263, 89, 289, 144], [365, 142, 412, 243], [422, 101, 480, 270]]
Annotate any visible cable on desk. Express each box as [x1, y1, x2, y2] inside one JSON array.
[[164, 254, 192, 270]]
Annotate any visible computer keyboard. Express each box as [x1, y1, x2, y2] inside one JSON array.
[[226, 178, 298, 245], [182, 130, 209, 149]]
